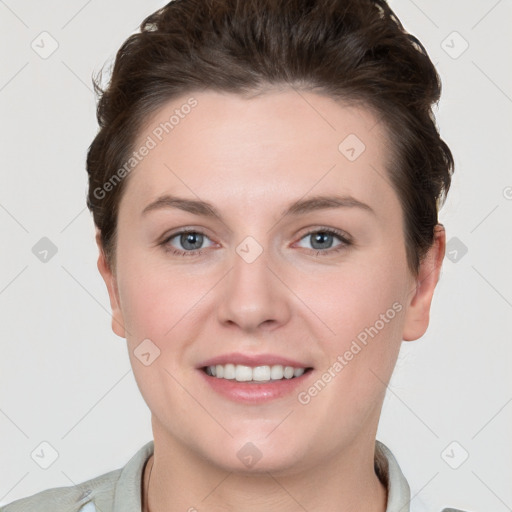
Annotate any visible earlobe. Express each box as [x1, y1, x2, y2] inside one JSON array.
[[402, 224, 446, 342], [95, 231, 126, 339]]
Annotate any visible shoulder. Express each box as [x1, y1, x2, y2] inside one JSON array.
[[0, 467, 121, 512], [1, 441, 154, 512], [376, 440, 471, 512]]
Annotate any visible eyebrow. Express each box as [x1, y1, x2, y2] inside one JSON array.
[[141, 194, 375, 219]]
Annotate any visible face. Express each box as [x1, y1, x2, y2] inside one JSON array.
[[98, 88, 444, 475]]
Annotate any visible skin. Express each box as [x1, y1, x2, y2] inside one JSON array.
[[96, 88, 445, 512]]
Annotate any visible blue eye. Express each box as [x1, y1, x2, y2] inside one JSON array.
[[296, 229, 351, 255], [162, 230, 214, 256], [160, 227, 351, 258]]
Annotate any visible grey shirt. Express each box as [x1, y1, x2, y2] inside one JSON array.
[[1, 440, 467, 512]]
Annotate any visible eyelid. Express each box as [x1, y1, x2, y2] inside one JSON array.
[[155, 228, 213, 259], [293, 225, 353, 244], [291, 227, 352, 256], [160, 225, 353, 257], [160, 226, 214, 244]]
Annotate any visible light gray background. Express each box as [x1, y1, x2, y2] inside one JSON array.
[[1, 1, 511, 510]]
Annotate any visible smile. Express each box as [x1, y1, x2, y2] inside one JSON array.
[[204, 364, 308, 382]]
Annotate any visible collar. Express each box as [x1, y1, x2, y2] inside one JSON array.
[[112, 440, 154, 512], [110, 439, 411, 512], [375, 440, 412, 511]]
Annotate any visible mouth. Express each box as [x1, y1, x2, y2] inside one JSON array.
[[196, 352, 314, 402], [202, 363, 314, 382]]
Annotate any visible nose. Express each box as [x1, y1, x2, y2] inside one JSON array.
[[216, 240, 292, 333]]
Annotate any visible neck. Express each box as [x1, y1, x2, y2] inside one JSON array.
[[143, 424, 387, 512]]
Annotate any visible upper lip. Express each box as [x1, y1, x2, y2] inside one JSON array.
[[198, 352, 312, 369]]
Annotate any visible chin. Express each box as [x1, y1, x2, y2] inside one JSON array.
[[196, 435, 307, 476]]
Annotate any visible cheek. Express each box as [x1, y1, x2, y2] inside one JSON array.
[[296, 248, 409, 391], [116, 248, 206, 341], [301, 255, 406, 338], [115, 255, 207, 412], [293, 264, 407, 424]]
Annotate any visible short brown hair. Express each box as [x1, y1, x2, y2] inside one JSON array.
[[86, 0, 454, 275]]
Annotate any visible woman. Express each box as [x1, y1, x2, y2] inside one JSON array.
[[2, 0, 467, 511]]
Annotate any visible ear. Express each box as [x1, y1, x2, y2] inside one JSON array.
[[95, 230, 126, 338], [402, 224, 446, 342]]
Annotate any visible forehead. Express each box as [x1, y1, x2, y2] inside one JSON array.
[[120, 88, 399, 222]]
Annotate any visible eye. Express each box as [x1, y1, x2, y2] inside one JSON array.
[[161, 230, 215, 256], [295, 228, 351, 255], [160, 227, 352, 258]]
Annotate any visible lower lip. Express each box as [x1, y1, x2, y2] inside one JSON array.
[[198, 369, 313, 404]]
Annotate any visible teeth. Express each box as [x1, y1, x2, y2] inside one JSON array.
[[253, 365, 270, 381], [235, 365, 252, 381], [293, 367, 305, 377], [205, 364, 306, 382], [223, 363, 236, 380], [270, 365, 284, 380]]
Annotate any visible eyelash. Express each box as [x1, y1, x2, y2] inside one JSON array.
[[160, 227, 352, 258]]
